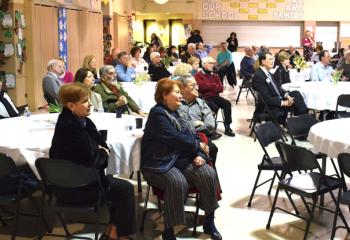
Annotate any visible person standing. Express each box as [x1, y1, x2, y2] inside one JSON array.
[[302, 30, 314, 61], [150, 33, 163, 48], [226, 32, 238, 52]]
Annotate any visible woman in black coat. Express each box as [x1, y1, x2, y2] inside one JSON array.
[[273, 51, 291, 87], [49, 83, 136, 240], [226, 32, 238, 52], [148, 52, 171, 82]]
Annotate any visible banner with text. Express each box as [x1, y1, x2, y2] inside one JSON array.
[[199, 0, 304, 21]]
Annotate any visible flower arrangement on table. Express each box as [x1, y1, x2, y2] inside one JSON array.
[[294, 56, 308, 71], [134, 72, 150, 86], [48, 103, 62, 113], [161, 56, 172, 68], [332, 69, 343, 85]]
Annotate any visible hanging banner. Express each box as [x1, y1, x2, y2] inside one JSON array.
[[58, 7, 68, 68], [198, 0, 304, 21]]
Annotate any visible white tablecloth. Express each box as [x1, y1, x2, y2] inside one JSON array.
[[308, 118, 350, 158], [282, 82, 350, 111], [289, 68, 311, 83], [0, 113, 144, 178], [121, 82, 156, 113]]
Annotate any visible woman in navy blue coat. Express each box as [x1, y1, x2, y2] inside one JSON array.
[[141, 78, 221, 240]]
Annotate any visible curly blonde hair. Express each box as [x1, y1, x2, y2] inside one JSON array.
[[173, 63, 193, 77]]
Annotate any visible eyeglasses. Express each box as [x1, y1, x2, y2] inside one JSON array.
[[188, 83, 198, 90]]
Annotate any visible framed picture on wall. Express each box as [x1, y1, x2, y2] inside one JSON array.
[[2, 14, 12, 29], [5, 73, 15, 88]]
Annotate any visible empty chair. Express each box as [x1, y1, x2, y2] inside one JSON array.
[[330, 153, 350, 239], [247, 121, 297, 210], [335, 94, 350, 118], [235, 73, 253, 105], [267, 142, 348, 240], [35, 158, 109, 240], [0, 153, 44, 240]]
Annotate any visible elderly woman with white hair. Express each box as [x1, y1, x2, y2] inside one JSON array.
[[148, 52, 171, 82]]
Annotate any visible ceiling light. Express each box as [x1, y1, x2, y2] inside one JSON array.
[[154, 0, 169, 4]]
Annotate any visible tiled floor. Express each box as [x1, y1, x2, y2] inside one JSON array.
[[0, 83, 349, 239]]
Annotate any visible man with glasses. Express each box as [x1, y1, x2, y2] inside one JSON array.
[[194, 57, 235, 137], [252, 52, 308, 124]]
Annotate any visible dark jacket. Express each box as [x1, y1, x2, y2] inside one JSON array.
[[273, 65, 291, 86], [49, 107, 109, 203], [252, 67, 285, 113], [240, 56, 255, 80], [49, 107, 108, 168], [141, 103, 205, 173], [186, 34, 203, 45], [148, 63, 171, 82], [226, 37, 238, 52]]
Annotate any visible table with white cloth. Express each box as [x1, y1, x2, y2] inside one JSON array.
[[121, 82, 157, 113], [308, 118, 350, 158], [289, 68, 311, 83], [282, 81, 350, 111], [0, 112, 145, 179]]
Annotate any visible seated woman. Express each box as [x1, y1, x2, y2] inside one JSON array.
[[273, 51, 291, 86], [49, 83, 136, 240], [187, 56, 200, 75], [130, 46, 148, 73], [141, 78, 221, 240], [83, 55, 100, 81], [167, 45, 179, 62], [148, 52, 171, 82], [74, 68, 103, 112], [0, 80, 19, 119], [95, 65, 145, 116]]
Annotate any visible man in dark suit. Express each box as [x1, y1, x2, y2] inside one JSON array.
[[42, 58, 65, 105], [252, 52, 308, 124]]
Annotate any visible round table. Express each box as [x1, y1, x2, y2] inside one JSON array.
[[0, 112, 144, 179], [121, 82, 156, 113], [308, 118, 350, 158], [289, 68, 311, 83], [282, 81, 350, 111]]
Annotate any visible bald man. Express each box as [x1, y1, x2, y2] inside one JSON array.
[[240, 47, 255, 80]]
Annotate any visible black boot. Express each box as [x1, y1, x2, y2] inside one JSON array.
[[162, 227, 176, 240], [224, 124, 235, 137], [203, 212, 222, 240]]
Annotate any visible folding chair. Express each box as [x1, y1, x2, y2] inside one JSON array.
[[235, 73, 253, 105], [247, 122, 298, 213], [0, 153, 48, 240], [35, 158, 109, 240], [331, 153, 350, 239], [335, 94, 350, 118], [267, 142, 348, 240]]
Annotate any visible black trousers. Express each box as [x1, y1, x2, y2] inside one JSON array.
[[107, 176, 136, 236], [206, 95, 232, 125], [272, 90, 308, 124], [218, 63, 237, 86], [208, 140, 218, 165]]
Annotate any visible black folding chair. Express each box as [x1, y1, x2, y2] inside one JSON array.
[[247, 122, 298, 213], [35, 158, 109, 240], [267, 142, 348, 240], [0, 153, 47, 240], [286, 114, 340, 179], [249, 91, 288, 141], [331, 153, 350, 239], [335, 94, 350, 118], [235, 73, 254, 105]]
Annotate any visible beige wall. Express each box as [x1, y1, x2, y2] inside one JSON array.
[[304, 0, 350, 21]]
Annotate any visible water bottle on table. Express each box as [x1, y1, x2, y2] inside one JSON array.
[[23, 106, 31, 117]]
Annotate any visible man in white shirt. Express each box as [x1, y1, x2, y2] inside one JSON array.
[[311, 50, 334, 82]]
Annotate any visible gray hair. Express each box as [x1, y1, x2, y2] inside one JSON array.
[[187, 43, 196, 49], [99, 65, 115, 78], [150, 52, 160, 61], [47, 58, 63, 71], [175, 75, 195, 86]]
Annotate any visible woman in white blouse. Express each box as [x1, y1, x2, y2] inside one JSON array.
[[130, 46, 148, 73], [0, 81, 19, 119]]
